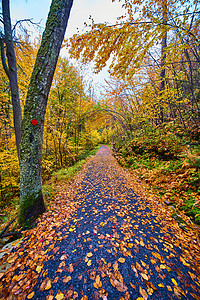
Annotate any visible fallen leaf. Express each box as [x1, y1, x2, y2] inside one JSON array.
[[27, 292, 35, 299], [55, 292, 64, 300], [45, 280, 52, 290], [110, 277, 127, 292], [94, 275, 102, 289], [141, 273, 149, 281], [63, 276, 71, 283], [87, 252, 93, 257], [80, 296, 88, 300], [147, 287, 154, 295], [87, 259, 92, 266], [40, 278, 52, 291], [78, 274, 83, 280], [140, 240, 145, 247], [69, 263, 73, 272], [60, 254, 67, 260], [36, 266, 43, 273], [160, 264, 166, 269], [139, 286, 148, 299], [118, 257, 125, 263], [46, 296, 54, 300], [180, 257, 190, 267], [171, 278, 178, 286]]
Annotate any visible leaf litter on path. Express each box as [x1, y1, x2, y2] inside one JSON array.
[[0, 145, 200, 299]]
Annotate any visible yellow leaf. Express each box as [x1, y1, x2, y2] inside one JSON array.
[[180, 257, 190, 267], [55, 292, 64, 300], [45, 280, 51, 290], [158, 283, 164, 288], [87, 259, 92, 266], [160, 264, 166, 269], [27, 292, 35, 299], [147, 287, 154, 295], [167, 285, 172, 291], [150, 258, 156, 264], [171, 278, 178, 286], [36, 266, 43, 273], [87, 252, 93, 257], [118, 257, 125, 263]]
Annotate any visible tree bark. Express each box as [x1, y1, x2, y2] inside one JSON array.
[[19, 0, 73, 226], [159, 0, 168, 124], [2, 0, 22, 158]]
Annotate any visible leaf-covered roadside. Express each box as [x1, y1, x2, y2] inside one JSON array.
[[0, 146, 200, 299]]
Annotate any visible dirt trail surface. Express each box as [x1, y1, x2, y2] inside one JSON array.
[[0, 145, 200, 299]]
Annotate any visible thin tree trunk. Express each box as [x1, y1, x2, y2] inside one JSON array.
[[159, 0, 168, 123], [19, 0, 73, 226], [2, 0, 22, 157]]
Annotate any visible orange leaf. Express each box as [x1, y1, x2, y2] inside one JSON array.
[[110, 278, 127, 292], [94, 275, 102, 289], [118, 257, 125, 263], [69, 263, 74, 272], [63, 276, 71, 283], [27, 292, 35, 299]]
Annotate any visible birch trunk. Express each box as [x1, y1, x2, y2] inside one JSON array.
[[2, 0, 22, 157]]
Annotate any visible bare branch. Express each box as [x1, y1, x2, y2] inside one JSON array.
[[12, 18, 42, 33]]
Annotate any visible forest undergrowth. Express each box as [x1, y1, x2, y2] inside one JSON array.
[[114, 123, 200, 226]]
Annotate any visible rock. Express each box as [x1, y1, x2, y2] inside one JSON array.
[[0, 238, 23, 260]]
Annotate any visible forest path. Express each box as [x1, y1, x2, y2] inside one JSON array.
[[1, 145, 200, 299]]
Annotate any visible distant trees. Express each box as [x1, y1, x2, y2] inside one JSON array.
[[68, 0, 200, 137]]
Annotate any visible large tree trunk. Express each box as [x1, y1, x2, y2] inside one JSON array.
[[19, 0, 73, 226], [2, 0, 22, 158]]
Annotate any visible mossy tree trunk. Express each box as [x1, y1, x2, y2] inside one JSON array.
[[19, 0, 73, 226]]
